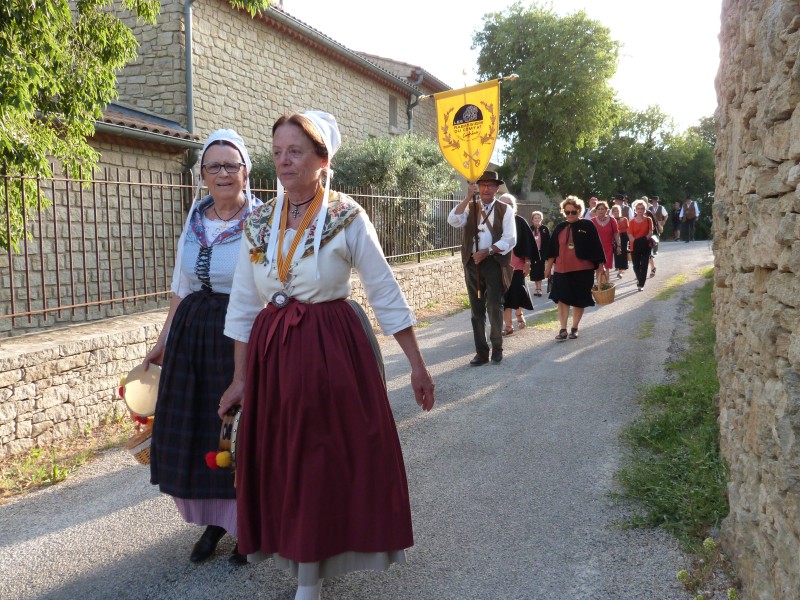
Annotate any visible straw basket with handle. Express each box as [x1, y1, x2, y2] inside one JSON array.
[[125, 422, 153, 465], [591, 269, 616, 305]]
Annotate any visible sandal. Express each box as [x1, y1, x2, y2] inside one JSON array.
[[517, 315, 526, 329], [649, 267, 656, 278], [534, 289, 542, 297], [568, 327, 579, 339], [555, 329, 568, 341], [502, 326, 515, 336]]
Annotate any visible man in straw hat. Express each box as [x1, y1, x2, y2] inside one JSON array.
[[448, 170, 516, 365]]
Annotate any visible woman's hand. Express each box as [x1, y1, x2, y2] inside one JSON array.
[[142, 339, 166, 370], [410, 364, 435, 412], [218, 379, 245, 420], [522, 261, 531, 277]]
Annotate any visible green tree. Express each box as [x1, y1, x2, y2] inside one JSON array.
[[0, 0, 269, 249], [473, 2, 619, 197], [333, 134, 460, 198]]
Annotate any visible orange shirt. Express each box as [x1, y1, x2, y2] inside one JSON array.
[[616, 217, 628, 233], [628, 217, 652, 240]]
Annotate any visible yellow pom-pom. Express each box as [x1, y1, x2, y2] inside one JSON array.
[[215, 451, 232, 468]]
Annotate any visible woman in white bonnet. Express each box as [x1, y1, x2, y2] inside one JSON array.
[[144, 129, 260, 564], [222, 111, 435, 600]]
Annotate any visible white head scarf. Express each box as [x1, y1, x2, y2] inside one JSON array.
[[266, 110, 342, 280], [170, 129, 255, 293]]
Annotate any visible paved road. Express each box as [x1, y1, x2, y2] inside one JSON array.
[[0, 241, 714, 600]]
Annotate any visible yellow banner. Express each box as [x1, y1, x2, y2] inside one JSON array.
[[433, 80, 500, 181]]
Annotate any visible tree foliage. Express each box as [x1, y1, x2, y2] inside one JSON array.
[[333, 134, 461, 198], [473, 2, 619, 195], [1, 0, 159, 176], [0, 0, 270, 249]]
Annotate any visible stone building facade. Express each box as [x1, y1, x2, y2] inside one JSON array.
[[0, 104, 200, 337], [114, 0, 446, 157], [714, 1, 800, 598]]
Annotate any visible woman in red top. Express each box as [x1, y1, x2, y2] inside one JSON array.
[[628, 199, 654, 291], [590, 201, 621, 277], [543, 196, 606, 340]]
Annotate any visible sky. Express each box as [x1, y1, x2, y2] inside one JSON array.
[[282, 0, 722, 132]]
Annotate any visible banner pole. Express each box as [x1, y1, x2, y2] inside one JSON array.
[[418, 74, 519, 102], [473, 191, 481, 299]]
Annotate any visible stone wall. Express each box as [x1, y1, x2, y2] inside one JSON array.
[[714, 1, 800, 598], [115, 0, 440, 155], [0, 255, 464, 457], [0, 143, 187, 337]]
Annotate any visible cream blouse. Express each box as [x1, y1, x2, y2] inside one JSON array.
[[224, 192, 414, 342]]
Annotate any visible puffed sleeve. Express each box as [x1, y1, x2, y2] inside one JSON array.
[[224, 235, 266, 342], [447, 204, 468, 228], [346, 212, 415, 336]]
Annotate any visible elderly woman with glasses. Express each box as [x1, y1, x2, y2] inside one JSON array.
[[543, 196, 606, 340], [628, 198, 654, 291], [144, 130, 261, 564]]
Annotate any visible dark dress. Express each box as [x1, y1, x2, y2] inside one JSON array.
[[150, 195, 256, 501], [529, 224, 550, 281], [546, 219, 605, 308], [614, 218, 629, 270], [150, 291, 236, 498], [503, 214, 539, 310]]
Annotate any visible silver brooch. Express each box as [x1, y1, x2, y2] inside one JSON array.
[[271, 290, 290, 308]]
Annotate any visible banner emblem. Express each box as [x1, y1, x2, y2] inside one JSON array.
[[433, 80, 500, 181]]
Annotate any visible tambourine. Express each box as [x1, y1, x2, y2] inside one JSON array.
[[219, 409, 242, 465], [206, 409, 242, 470], [122, 363, 161, 418]]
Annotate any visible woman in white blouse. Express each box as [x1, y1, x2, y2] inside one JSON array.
[[144, 130, 260, 565], [221, 111, 435, 600]]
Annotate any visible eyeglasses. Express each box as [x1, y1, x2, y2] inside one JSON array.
[[202, 162, 245, 174], [564, 210, 579, 215]]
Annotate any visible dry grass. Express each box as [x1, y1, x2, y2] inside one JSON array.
[[0, 416, 134, 504]]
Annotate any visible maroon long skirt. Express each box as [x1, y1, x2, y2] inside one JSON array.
[[236, 299, 413, 563]]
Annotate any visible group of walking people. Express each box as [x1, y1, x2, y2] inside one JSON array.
[[143, 111, 435, 600], [450, 180, 696, 355]]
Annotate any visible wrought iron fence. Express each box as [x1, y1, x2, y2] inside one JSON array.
[[0, 169, 461, 338]]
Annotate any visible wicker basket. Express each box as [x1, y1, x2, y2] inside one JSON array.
[[591, 283, 616, 305], [591, 272, 616, 305], [125, 426, 152, 465]]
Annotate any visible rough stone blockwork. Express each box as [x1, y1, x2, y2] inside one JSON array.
[[715, 1, 800, 598], [0, 256, 463, 458]]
